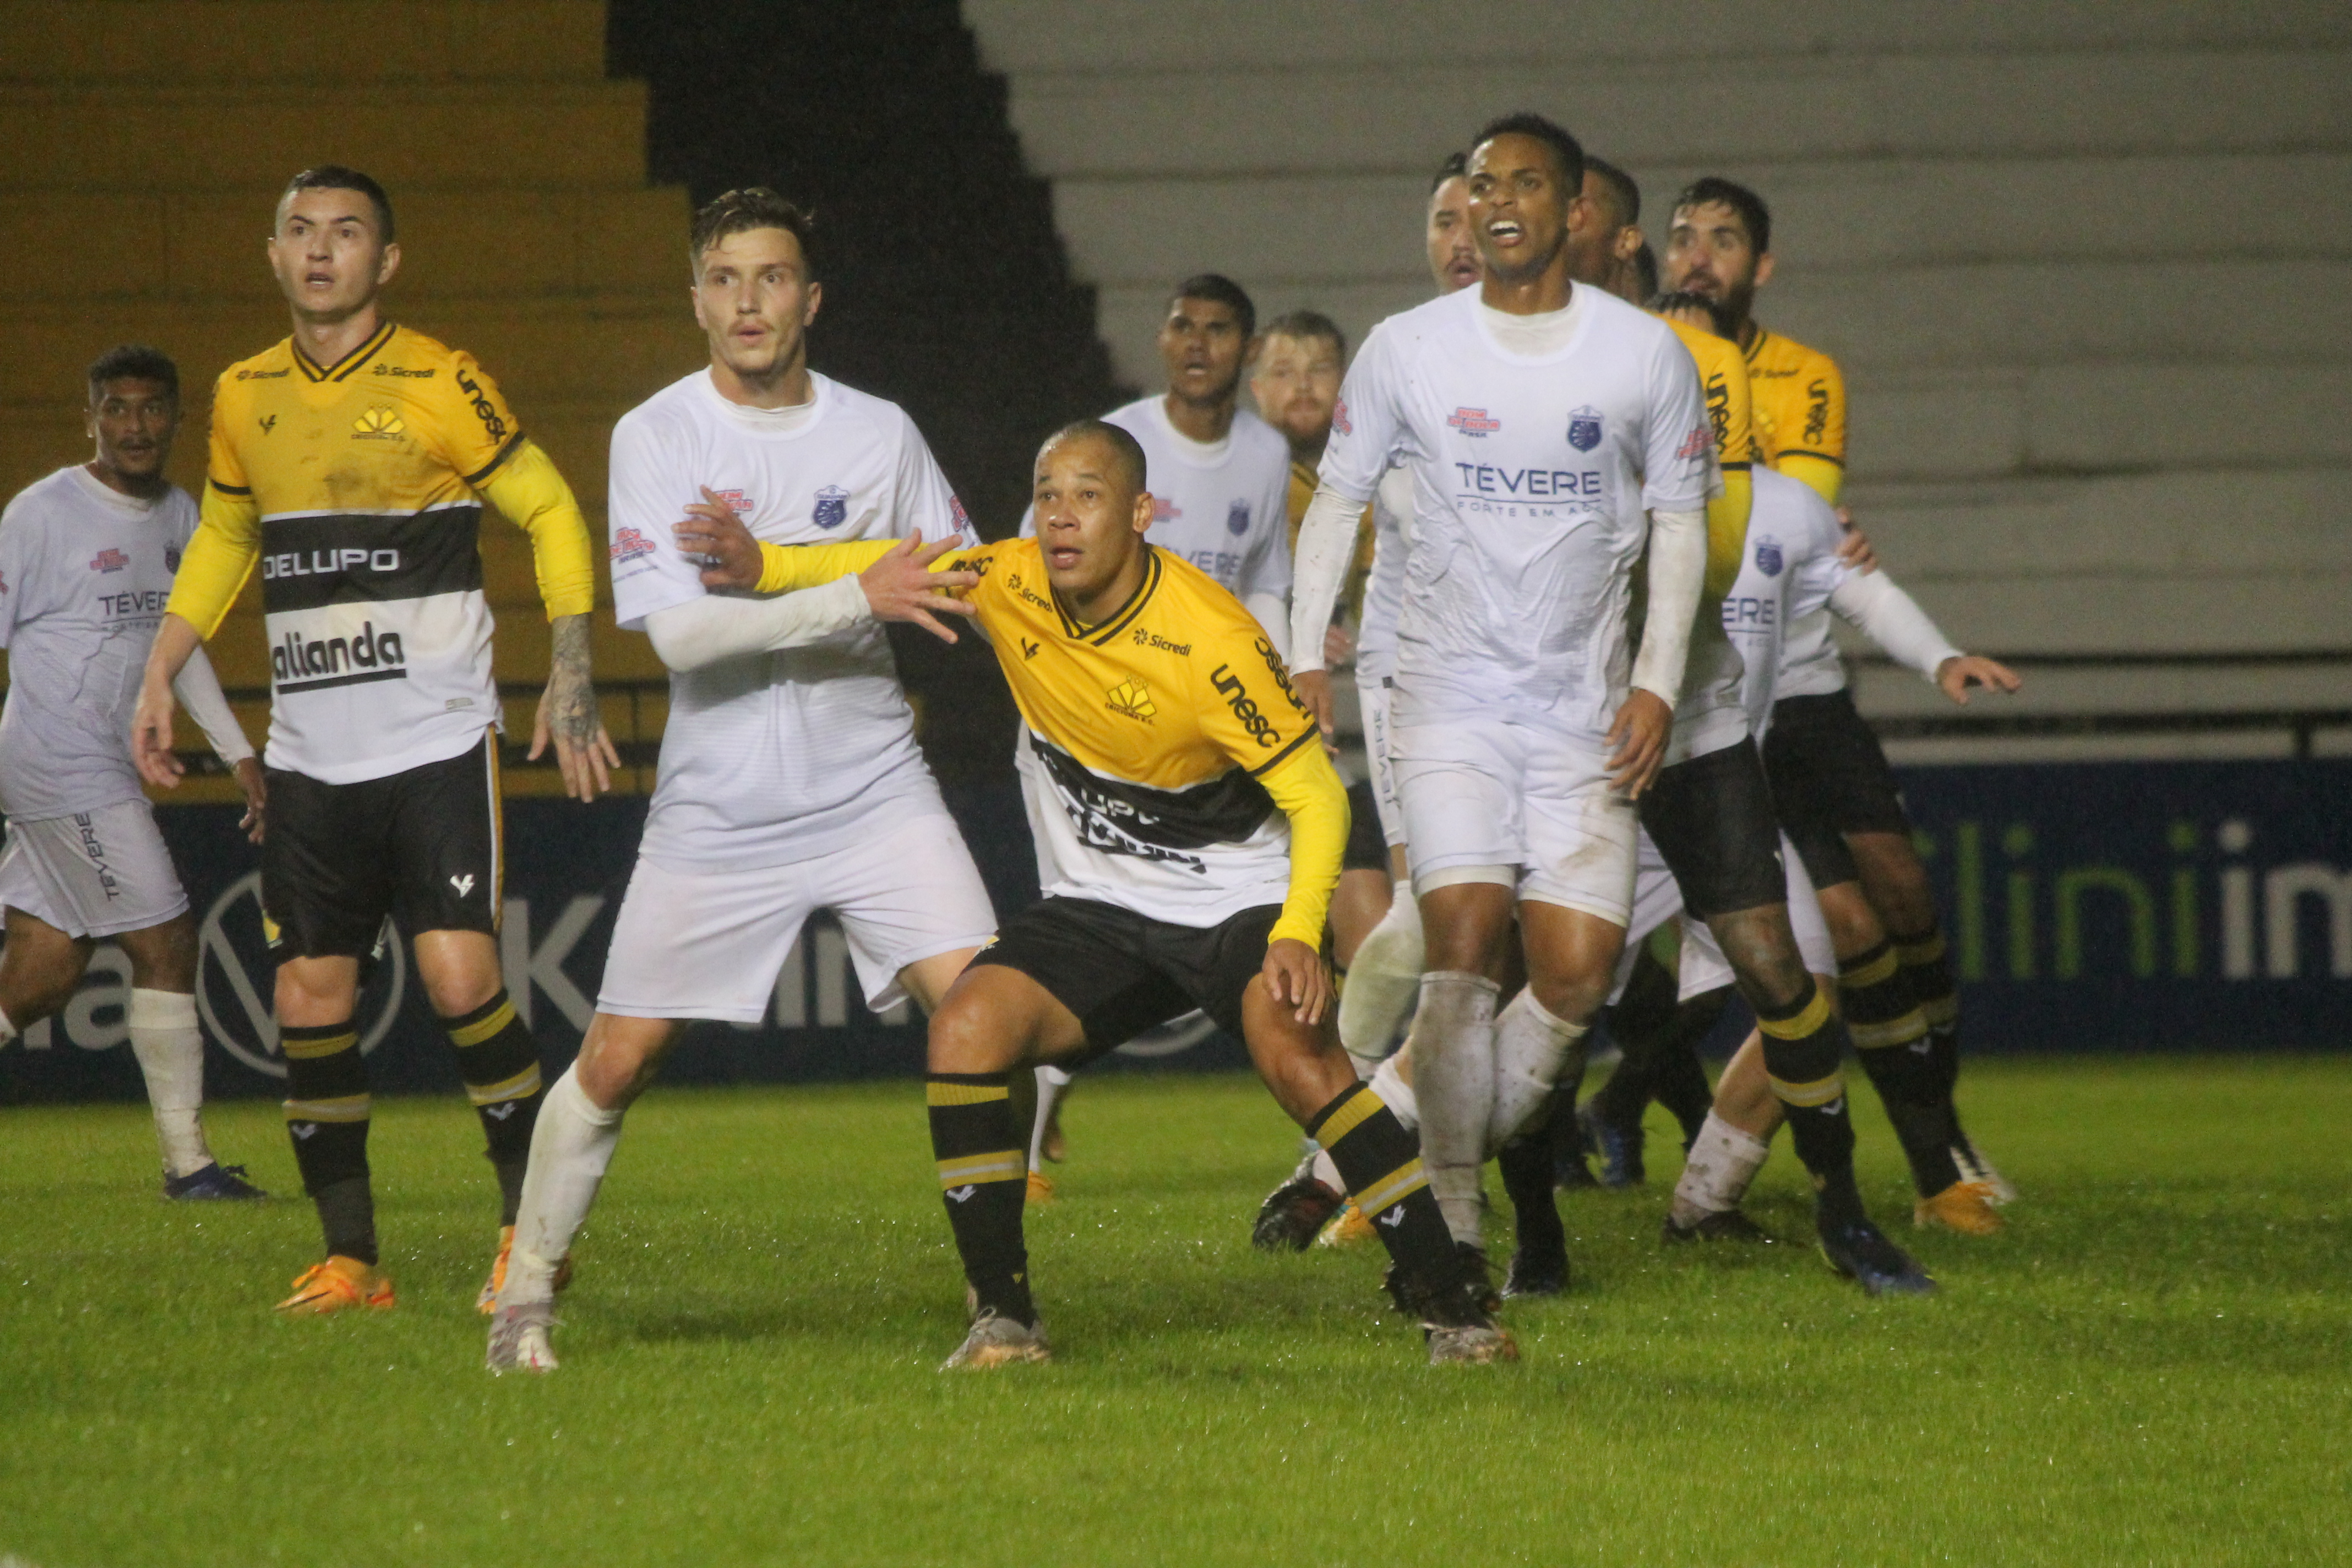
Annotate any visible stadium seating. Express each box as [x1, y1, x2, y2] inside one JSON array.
[[959, 0, 2352, 755]]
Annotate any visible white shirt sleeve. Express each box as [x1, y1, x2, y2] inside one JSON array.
[[891, 410, 980, 548], [170, 643, 254, 764], [0, 496, 45, 648], [1243, 591, 1291, 661], [1630, 508, 1708, 706], [1234, 455, 1294, 603], [1291, 329, 1408, 672], [607, 413, 711, 633], [1828, 568, 1963, 680], [1286, 481, 1364, 675], [644, 575, 874, 673], [1640, 329, 1716, 515]]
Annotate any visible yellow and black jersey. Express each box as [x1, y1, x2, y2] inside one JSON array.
[[1662, 316, 1755, 600], [165, 322, 595, 785], [1743, 324, 1847, 505], [761, 534, 1347, 945]]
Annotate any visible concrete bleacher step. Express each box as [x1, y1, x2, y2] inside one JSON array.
[[965, 0, 2352, 71], [1850, 657, 2352, 721], [0, 186, 691, 304], [0, 85, 651, 190], [0, 0, 607, 83], [993, 50, 2352, 179]]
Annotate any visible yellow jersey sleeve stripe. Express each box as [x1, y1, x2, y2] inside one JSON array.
[[1244, 725, 1320, 780], [1777, 449, 1845, 466], [461, 428, 530, 488], [208, 477, 251, 497]]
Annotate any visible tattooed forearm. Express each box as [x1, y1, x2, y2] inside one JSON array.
[[545, 613, 599, 747]]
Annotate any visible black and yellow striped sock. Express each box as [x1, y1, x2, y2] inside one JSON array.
[[281, 1019, 376, 1265], [1841, 943, 1963, 1197], [1891, 926, 1962, 1096], [927, 1072, 1035, 1326], [444, 989, 545, 1224], [1755, 978, 1863, 1218], [1306, 1083, 1464, 1293]]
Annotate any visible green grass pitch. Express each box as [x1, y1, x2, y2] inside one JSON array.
[[2, 1055, 2345, 1567]]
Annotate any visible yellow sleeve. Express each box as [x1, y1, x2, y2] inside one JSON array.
[[429, 350, 530, 489], [1256, 739, 1348, 950], [477, 440, 596, 620], [1777, 453, 1843, 507], [165, 388, 264, 637], [754, 537, 980, 595], [1704, 466, 1752, 603], [1777, 350, 1845, 504]]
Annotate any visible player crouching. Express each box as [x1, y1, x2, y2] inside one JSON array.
[[765, 422, 1512, 1368]]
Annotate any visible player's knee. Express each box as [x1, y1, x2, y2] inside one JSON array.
[[1712, 906, 1809, 1010], [925, 988, 1028, 1077], [124, 916, 199, 991]]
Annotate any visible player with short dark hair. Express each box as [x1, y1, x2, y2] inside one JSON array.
[[1663, 176, 1845, 504], [0, 347, 265, 1199], [133, 165, 619, 1315], [741, 421, 1513, 1368], [483, 188, 1002, 1374]]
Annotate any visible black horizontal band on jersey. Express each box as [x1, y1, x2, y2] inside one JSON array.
[[461, 428, 529, 489], [1244, 727, 1317, 780], [209, 477, 251, 497], [1777, 449, 1845, 467], [1721, 459, 1752, 472], [255, 506, 484, 614], [1030, 731, 1276, 849]]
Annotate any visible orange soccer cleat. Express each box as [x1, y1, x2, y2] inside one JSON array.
[[276, 1255, 396, 1315]]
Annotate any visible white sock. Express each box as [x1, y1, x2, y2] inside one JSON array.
[[1370, 1049, 1418, 1131], [1309, 1147, 1343, 1194], [1668, 1112, 1772, 1228], [1487, 988, 1588, 1158], [1028, 1065, 1069, 1170], [1337, 884, 1423, 1073], [500, 1066, 624, 1306], [0, 1003, 17, 1047], [127, 989, 212, 1178], [1411, 970, 1499, 1247]]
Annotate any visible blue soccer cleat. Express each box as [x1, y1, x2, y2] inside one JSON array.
[[1817, 1211, 1937, 1297], [163, 1162, 268, 1201]]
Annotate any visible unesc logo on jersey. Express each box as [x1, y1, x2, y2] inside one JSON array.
[[351, 405, 406, 440]]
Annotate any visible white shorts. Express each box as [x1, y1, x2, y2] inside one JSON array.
[[1611, 829, 1836, 1004], [0, 801, 188, 939], [1357, 676, 1407, 849], [1392, 712, 1637, 926], [597, 809, 997, 1022]]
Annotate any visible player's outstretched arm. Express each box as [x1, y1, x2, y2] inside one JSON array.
[[1826, 567, 2020, 706], [672, 494, 978, 635], [1936, 654, 2023, 706]]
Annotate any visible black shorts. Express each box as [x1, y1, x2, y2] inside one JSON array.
[[262, 730, 503, 961], [1636, 738, 1787, 919], [1761, 690, 1912, 890], [971, 896, 1280, 1059], [1343, 777, 1387, 874]]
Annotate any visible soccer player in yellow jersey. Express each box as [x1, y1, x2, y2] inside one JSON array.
[[753, 421, 1513, 1368], [1663, 177, 1847, 505], [130, 166, 618, 1315]]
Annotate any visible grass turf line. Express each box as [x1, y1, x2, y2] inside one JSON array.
[[1, 1055, 2345, 1567]]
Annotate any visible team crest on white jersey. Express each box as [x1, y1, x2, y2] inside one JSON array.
[[1754, 535, 1784, 577], [1225, 499, 1250, 536], [813, 486, 850, 529], [1567, 406, 1603, 452]]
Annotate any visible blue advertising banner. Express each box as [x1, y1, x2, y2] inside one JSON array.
[[1, 760, 2344, 1104]]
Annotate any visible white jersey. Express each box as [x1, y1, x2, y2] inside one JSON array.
[[1319, 286, 1713, 737], [607, 369, 977, 869], [1773, 499, 1863, 703], [0, 467, 200, 820], [1353, 464, 1415, 685], [1718, 467, 1852, 739], [1024, 396, 1292, 602]]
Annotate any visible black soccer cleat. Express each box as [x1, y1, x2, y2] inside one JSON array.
[[162, 1163, 268, 1201], [1662, 1208, 1776, 1244], [1578, 1102, 1645, 1189], [1502, 1238, 1569, 1297], [1817, 1211, 1937, 1297], [1251, 1172, 1345, 1253]]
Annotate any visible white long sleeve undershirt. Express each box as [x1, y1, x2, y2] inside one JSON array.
[[1830, 567, 1963, 681], [1630, 507, 1708, 707], [1287, 480, 1363, 674], [644, 575, 872, 673], [170, 644, 252, 765]]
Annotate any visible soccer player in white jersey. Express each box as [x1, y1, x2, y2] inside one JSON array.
[[1249, 154, 1483, 1254], [0, 347, 265, 1199], [1288, 113, 1714, 1292], [486, 189, 998, 1373], [1664, 460, 2020, 1242]]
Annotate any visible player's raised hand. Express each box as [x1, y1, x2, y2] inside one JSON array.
[[1834, 507, 1880, 573], [1605, 688, 1673, 798], [1936, 654, 2023, 706], [129, 680, 186, 790], [858, 533, 978, 644], [231, 756, 268, 843], [1261, 937, 1334, 1027], [676, 487, 765, 590]]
